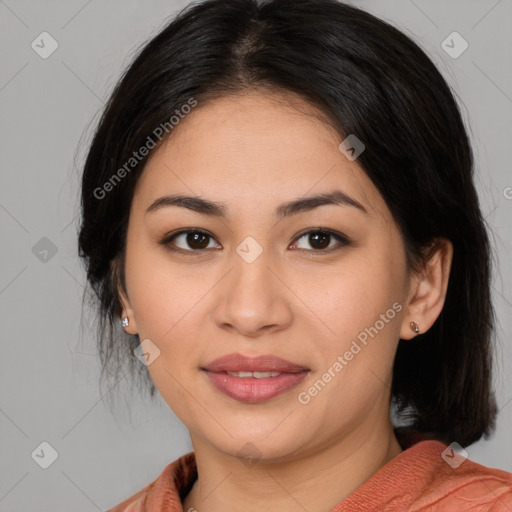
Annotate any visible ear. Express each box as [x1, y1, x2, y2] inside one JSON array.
[[118, 286, 139, 335], [400, 238, 453, 340], [112, 259, 139, 335]]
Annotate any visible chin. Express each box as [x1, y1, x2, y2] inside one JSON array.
[[198, 425, 309, 464]]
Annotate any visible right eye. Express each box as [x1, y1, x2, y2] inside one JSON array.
[[160, 229, 222, 252]]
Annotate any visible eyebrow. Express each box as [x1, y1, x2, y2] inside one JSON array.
[[145, 190, 368, 218]]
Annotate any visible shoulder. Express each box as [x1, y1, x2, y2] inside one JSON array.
[[106, 485, 150, 512], [336, 438, 512, 512], [407, 441, 512, 511], [105, 452, 197, 512]]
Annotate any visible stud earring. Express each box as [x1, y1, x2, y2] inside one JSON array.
[[410, 321, 419, 334], [121, 317, 129, 328]]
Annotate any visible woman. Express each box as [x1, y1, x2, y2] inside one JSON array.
[[78, 0, 512, 510]]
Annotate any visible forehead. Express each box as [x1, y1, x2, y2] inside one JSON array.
[[132, 91, 388, 221]]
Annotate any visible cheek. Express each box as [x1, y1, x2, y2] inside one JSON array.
[[124, 244, 214, 385], [124, 231, 198, 336], [298, 244, 406, 392], [307, 253, 401, 337]]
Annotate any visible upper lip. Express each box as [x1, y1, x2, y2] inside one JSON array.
[[202, 354, 309, 373]]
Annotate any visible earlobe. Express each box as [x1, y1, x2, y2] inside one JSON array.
[[400, 238, 453, 340], [119, 302, 138, 335], [113, 259, 138, 335], [119, 287, 138, 335]]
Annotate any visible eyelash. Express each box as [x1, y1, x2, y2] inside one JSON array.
[[159, 228, 352, 255]]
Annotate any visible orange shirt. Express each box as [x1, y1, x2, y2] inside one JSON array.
[[106, 438, 512, 511]]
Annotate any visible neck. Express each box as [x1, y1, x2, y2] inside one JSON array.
[[183, 422, 403, 512]]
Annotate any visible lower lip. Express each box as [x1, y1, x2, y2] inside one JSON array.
[[203, 371, 309, 403]]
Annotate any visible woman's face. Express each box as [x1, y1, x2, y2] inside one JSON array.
[[120, 91, 415, 460]]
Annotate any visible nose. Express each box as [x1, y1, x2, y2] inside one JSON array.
[[211, 246, 293, 338]]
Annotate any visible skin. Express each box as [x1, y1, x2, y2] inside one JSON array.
[[118, 91, 453, 512]]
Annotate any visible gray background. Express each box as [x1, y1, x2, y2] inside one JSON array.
[[0, 0, 511, 510]]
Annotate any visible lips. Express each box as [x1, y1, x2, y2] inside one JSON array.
[[201, 354, 309, 403], [202, 354, 308, 373]]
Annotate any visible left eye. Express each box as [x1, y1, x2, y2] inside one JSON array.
[[291, 230, 350, 251]]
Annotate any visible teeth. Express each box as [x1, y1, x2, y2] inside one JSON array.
[[226, 371, 281, 378]]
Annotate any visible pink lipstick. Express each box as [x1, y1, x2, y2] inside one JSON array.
[[201, 354, 309, 403]]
